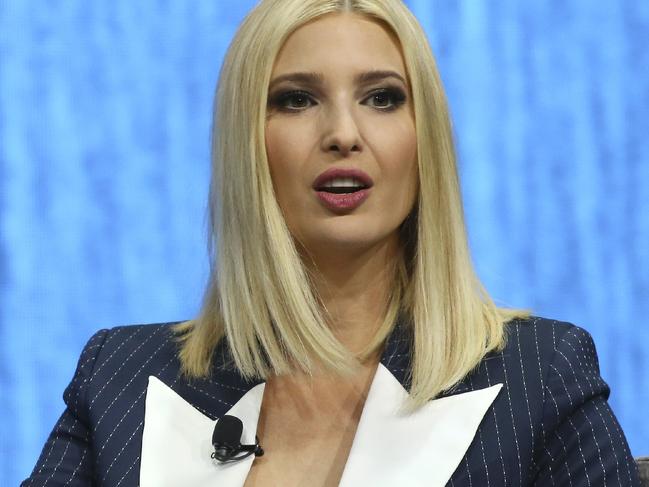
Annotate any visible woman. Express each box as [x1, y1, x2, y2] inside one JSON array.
[[23, 0, 640, 485]]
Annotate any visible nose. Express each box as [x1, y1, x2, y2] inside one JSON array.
[[320, 104, 362, 157]]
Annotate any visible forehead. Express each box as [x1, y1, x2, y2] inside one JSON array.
[[271, 13, 407, 78]]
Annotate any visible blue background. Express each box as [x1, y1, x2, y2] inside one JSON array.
[[2, 1, 647, 483]]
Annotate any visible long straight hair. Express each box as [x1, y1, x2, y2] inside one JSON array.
[[176, 0, 526, 410]]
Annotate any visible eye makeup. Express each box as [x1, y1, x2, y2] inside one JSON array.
[[267, 85, 408, 113]]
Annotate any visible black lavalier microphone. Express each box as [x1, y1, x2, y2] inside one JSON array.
[[211, 415, 264, 463]]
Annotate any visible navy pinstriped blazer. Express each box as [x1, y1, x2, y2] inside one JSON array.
[[23, 317, 640, 486]]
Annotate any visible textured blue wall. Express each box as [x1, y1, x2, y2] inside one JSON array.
[[1, 1, 647, 483]]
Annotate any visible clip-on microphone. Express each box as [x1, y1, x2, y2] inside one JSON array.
[[211, 415, 264, 463]]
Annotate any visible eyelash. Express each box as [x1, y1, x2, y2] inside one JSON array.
[[268, 87, 407, 113]]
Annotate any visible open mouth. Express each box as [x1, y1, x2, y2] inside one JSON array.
[[315, 177, 370, 194], [314, 178, 371, 211]]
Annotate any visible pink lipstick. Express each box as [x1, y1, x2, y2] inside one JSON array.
[[312, 168, 373, 213]]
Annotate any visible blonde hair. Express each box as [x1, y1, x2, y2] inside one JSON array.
[[175, 0, 526, 409]]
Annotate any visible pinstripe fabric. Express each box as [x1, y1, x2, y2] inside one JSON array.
[[22, 317, 640, 486]]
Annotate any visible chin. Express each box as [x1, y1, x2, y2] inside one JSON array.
[[300, 225, 396, 254]]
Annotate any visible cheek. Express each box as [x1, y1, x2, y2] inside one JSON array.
[[377, 123, 418, 192], [379, 130, 419, 222], [264, 123, 297, 198], [264, 123, 286, 182], [264, 122, 312, 212]]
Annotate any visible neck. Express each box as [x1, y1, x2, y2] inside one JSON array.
[[299, 235, 402, 355]]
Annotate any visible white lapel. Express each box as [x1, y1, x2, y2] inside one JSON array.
[[139, 376, 265, 487], [339, 364, 502, 486], [140, 367, 501, 487]]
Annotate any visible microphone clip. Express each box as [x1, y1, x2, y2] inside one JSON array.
[[211, 438, 264, 463], [211, 415, 264, 463]]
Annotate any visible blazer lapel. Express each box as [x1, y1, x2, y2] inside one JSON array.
[[338, 364, 502, 486], [139, 376, 265, 487], [140, 320, 501, 486]]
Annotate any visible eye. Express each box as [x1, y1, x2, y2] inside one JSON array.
[[267, 87, 407, 113], [364, 87, 407, 111], [269, 90, 316, 112]]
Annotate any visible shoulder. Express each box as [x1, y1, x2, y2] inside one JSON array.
[[501, 315, 598, 366], [504, 316, 611, 416], [504, 315, 587, 348], [499, 316, 605, 392], [478, 315, 605, 393], [501, 320, 640, 484], [449, 316, 627, 482], [67, 322, 186, 421], [26, 322, 191, 486], [69, 322, 183, 391], [73, 321, 253, 420], [84, 321, 183, 369], [451, 315, 609, 436], [455, 316, 600, 390]]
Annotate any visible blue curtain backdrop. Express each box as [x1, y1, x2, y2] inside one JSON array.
[[1, 0, 647, 483]]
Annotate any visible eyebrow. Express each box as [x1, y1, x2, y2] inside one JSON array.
[[268, 70, 407, 91]]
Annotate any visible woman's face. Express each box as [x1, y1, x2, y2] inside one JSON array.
[[265, 13, 418, 257]]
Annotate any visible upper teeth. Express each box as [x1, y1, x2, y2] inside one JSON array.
[[322, 177, 366, 188]]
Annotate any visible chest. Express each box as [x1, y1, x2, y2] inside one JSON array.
[[242, 376, 369, 486], [242, 424, 357, 487]]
